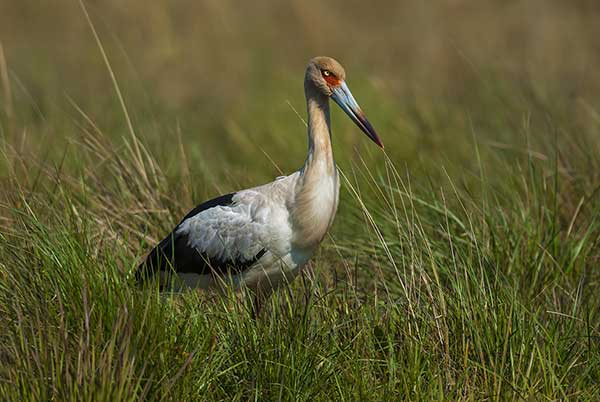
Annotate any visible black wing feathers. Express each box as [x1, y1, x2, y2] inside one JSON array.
[[180, 193, 235, 222], [136, 192, 266, 283]]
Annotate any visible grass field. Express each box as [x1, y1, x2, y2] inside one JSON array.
[[1, 1, 599, 400]]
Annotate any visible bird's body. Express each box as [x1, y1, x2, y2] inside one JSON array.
[[137, 57, 382, 313], [166, 168, 338, 293]]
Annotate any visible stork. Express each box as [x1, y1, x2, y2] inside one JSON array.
[[137, 56, 384, 315]]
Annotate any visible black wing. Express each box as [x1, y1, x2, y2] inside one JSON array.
[[136, 193, 266, 283]]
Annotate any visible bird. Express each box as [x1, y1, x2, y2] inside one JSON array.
[[136, 56, 384, 316]]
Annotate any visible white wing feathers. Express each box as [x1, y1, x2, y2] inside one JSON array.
[[175, 191, 272, 263], [175, 172, 298, 267]]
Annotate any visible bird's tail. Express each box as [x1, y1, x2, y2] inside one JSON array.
[[135, 235, 175, 284], [135, 247, 164, 284], [135, 261, 149, 284]]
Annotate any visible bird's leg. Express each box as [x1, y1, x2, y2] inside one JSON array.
[[250, 291, 267, 320], [250, 293, 262, 320], [249, 286, 273, 320], [240, 287, 261, 319]]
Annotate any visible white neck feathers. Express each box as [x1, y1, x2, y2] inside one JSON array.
[[291, 86, 340, 250]]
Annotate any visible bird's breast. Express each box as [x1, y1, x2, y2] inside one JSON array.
[[290, 170, 340, 250]]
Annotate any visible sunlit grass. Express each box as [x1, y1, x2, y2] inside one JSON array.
[[1, 1, 600, 400], [1, 90, 598, 398]]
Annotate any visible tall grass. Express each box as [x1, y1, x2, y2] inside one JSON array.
[[1, 1, 599, 400]]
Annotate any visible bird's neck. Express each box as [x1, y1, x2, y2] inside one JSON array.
[[302, 88, 335, 176], [291, 87, 340, 250]]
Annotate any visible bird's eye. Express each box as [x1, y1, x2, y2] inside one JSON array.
[[322, 70, 331, 77]]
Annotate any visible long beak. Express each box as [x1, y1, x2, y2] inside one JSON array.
[[331, 81, 384, 148]]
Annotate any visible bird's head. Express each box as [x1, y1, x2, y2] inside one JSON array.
[[305, 56, 383, 149]]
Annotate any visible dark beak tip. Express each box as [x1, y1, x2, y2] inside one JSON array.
[[332, 83, 384, 150], [369, 130, 384, 149]]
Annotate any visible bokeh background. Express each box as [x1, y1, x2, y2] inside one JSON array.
[[1, 1, 599, 399], [2, 0, 600, 178]]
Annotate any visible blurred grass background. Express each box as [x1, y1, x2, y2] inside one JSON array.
[[2, 0, 600, 171], [0, 1, 599, 400]]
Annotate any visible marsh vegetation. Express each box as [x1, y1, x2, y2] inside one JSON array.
[[0, 1, 599, 399]]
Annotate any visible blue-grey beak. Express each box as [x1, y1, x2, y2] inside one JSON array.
[[331, 81, 384, 148]]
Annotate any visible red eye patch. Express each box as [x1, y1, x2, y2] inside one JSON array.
[[324, 74, 341, 87]]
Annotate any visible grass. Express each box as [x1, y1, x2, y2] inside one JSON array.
[[1, 1, 600, 400]]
